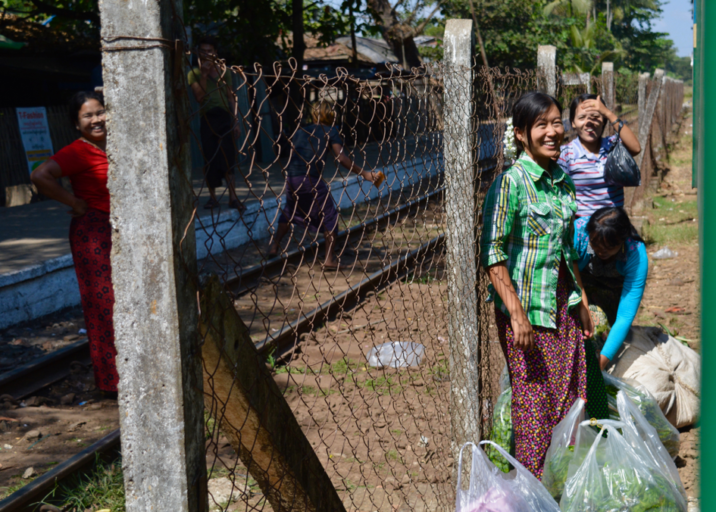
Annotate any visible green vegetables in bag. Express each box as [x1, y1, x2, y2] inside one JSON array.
[[605, 382, 680, 458], [541, 444, 574, 499], [561, 461, 684, 511], [486, 387, 513, 473]]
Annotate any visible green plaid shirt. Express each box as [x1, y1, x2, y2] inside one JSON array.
[[480, 154, 582, 329]]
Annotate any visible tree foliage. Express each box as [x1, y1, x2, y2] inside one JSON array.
[[0, 0, 687, 77]]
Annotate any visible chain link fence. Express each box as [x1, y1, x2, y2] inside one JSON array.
[[176, 51, 685, 510], [179, 50, 555, 510], [98, 10, 685, 509]]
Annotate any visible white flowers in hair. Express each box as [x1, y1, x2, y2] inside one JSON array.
[[503, 118, 517, 161]]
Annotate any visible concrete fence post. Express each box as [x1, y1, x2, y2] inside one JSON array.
[[636, 69, 665, 169], [638, 72, 650, 135], [537, 45, 557, 97], [100, 0, 207, 510], [601, 62, 615, 137], [443, 19, 480, 481], [601, 62, 615, 110]]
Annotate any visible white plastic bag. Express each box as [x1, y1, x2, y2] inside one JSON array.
[[540, 398, 585, 500], [561, 420, 685, 511], [603, 371, 681, 458], [608, 326, 700, 428], [367, 341, 424, 368], [617, 390, 687, 501], [456, 441, 559, 512], [560, 419, 687, 512]]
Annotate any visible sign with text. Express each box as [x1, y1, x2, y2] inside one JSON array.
[[16, 107, 54, 173]]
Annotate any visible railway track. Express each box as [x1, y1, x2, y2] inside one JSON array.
[[0, 187, 447, 511]]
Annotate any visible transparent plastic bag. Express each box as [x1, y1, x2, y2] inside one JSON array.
[[604, 131, 641, 187], [486, 387, 513, 473], [540, 398, 585, 500], [617, 390, 687, 503], [456, 441, 560, 512], [560, 420, 686, 512], [367, 341, 424, 368], [603, 371, 680, 458]]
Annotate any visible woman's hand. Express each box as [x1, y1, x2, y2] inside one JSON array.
[[360, 170, 378, 183], [599, 354, 611, 371], [577, 300, 594, 338], [511, 310, 534, 351], [581, 95, 617, 124], [69, 198, 88, 217]]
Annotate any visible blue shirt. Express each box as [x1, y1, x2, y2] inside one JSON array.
[[558, 135, 623, 217], [573, 217, 649, 360], [286, 124, 342, 178]]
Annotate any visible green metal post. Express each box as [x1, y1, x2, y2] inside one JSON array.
[[698, 0, 712, 509]]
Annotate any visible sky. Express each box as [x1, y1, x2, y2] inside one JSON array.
[[655, 0, 693, 57]]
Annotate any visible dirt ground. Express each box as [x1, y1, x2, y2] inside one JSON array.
[[0, 363, 120, 497], [636, 110, 700, 504]]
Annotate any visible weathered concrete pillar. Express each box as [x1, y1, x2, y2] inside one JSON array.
[[443, 19, 480, 481], [638, 72, 650, 135], [601, 62, 615, 136], [537, 45, 557, 97], [636, 69, 665, 169], [101, 0, 207, 510], [601, 62, 615, 110]]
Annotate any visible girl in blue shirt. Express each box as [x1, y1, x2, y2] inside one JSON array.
[[573, 207, 649, 370]]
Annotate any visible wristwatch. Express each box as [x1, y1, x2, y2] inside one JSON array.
[[611, 118, 624, 131]]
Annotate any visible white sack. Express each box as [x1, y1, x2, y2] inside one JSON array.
[[608, 326, 700, 428]]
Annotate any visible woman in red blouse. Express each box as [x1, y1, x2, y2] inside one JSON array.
[[31, 91, 119, 395]]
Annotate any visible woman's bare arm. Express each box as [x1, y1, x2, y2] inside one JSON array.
[[31, 160, 87, 217], [331, 143, 377, 182]]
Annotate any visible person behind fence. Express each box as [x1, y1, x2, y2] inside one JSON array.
[[558, 94, 641, 217], [268, 101, 380, 270], [30, 91, 119, 397], [188, 36, 245, 212], [573, 206, 648, 370], [480, 91, 609, 479]]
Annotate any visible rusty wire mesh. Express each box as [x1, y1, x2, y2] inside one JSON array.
[[168, 41, 684, 512], [173, 49, 517, 512]]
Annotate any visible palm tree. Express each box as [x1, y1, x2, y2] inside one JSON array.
[[568, 22, 626, 73]]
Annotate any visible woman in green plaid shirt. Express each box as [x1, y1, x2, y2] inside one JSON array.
[[481, 92, 609, 478]]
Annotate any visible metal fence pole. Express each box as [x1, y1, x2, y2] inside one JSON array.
[[537, 45, 557, 97], [100, 0, 207, 510], [443, 19, 480, 479]]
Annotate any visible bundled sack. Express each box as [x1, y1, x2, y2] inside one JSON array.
[[456, 441, 559, 512], [560, 414, 686, 512], [541, 398, 586, 500], [608, 326, 700, 428], [486, 386, 513, 473], [603, 371, 680, 458]]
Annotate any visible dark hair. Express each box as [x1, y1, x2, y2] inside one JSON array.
[[587, 207, 644, 249], [569, 93, 608, 136], [69, 91, 104, 127], [512, 91, 562, 156], [197, 35, 218, 52]]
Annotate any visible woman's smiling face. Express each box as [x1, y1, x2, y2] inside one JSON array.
[[572, 101, 605, 146], [76, 99, 107, 143], [515, 103, 564, 166]]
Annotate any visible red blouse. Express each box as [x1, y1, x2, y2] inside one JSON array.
[[50, 139, 110, 213]]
